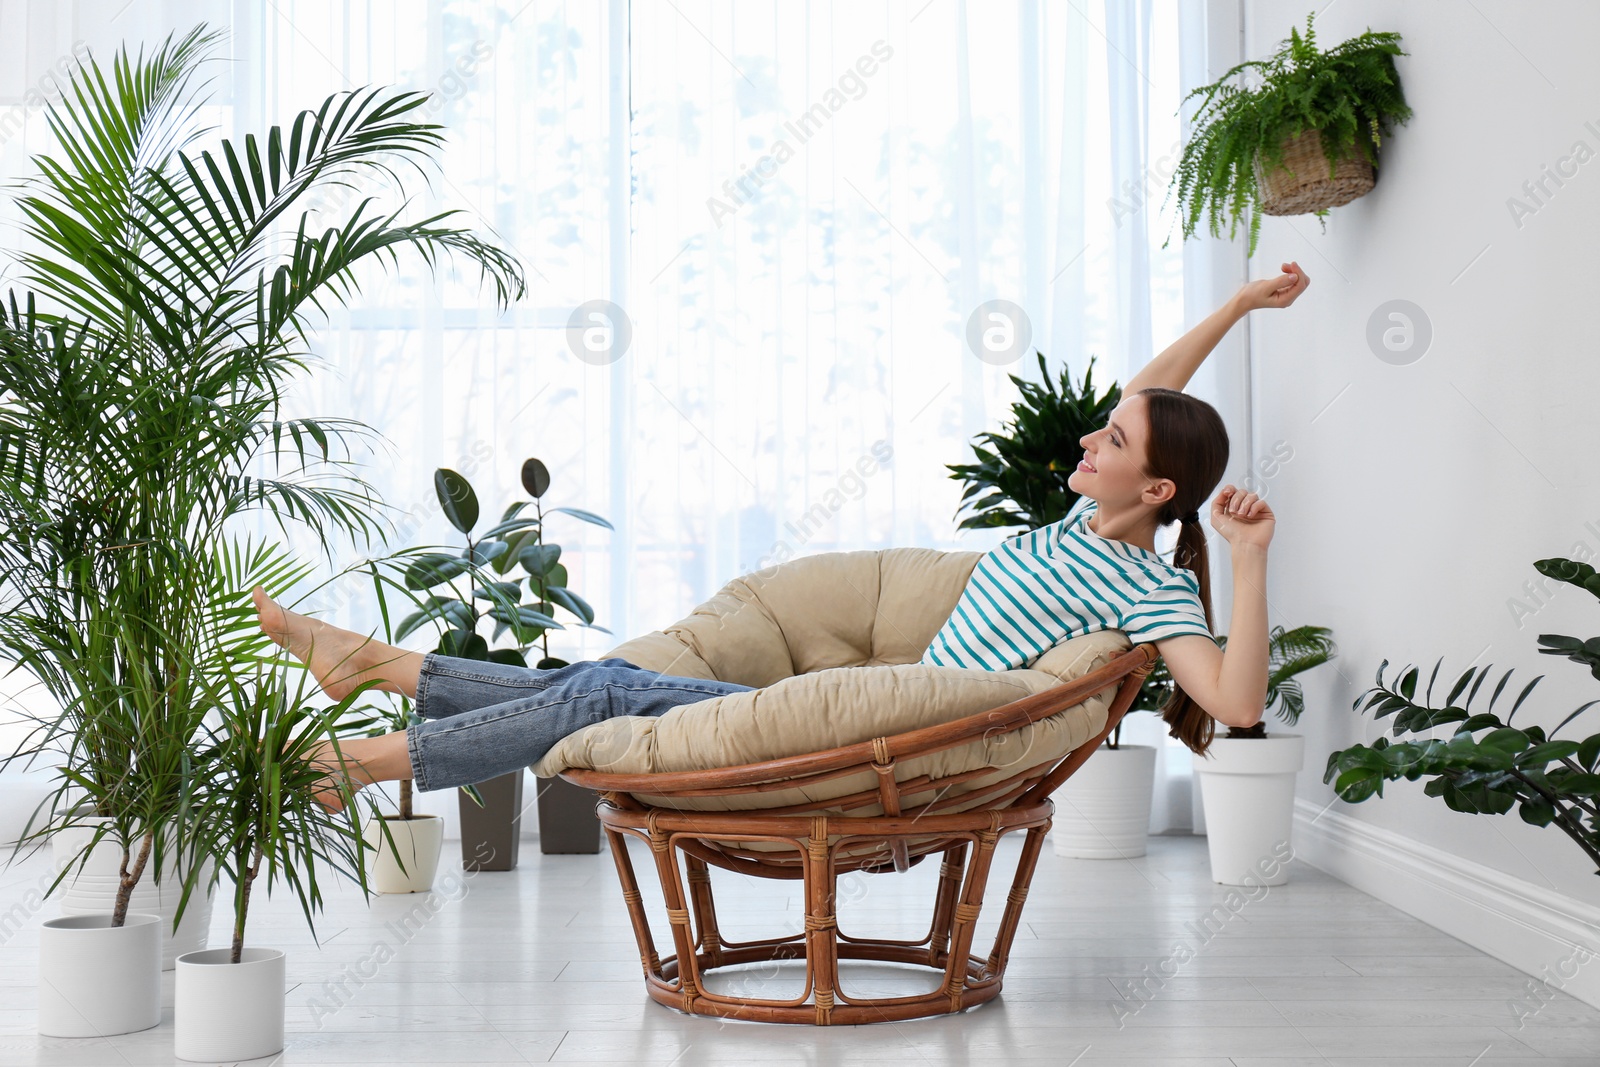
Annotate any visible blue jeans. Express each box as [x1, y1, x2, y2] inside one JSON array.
[[405, 654, 757, 791]]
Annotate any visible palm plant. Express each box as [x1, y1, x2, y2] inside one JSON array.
[[1119, 624, 1336, 746], [16, 26, 523, 387], [1220, 624, 1337, 738], [0, 23, 524, 926]]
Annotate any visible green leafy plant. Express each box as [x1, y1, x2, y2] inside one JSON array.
[[1163, 9, 1412, 256], [1326, 557, 1600, 875], [1123, 624, 1336, 746], [946, 351, 1120, 533], [377, 458, 613, 670], [0, 23, 522, 925], [1218, 624, 1337, 738], [185, 651, 382, 963]]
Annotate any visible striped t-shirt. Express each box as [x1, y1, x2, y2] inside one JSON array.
[[919, 493, 1215, 671]]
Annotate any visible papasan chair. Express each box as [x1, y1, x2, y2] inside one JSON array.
[[533, 545, 1158, 1025]]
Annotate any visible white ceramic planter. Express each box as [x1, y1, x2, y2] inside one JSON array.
[[174, 947, 285, 1061], [364, 814, 444, 893], [1051, 743, 1157, 859], [1193, 731, 1305, 886], [52, 817, 214, 969], [37, 913, 162, 1037]]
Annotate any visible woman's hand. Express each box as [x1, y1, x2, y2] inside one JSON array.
[[1210, 485, 1275, 552], [1236, 261, 1309, 312]]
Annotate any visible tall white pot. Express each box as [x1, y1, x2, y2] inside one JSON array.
[[1051, 743, 1157, 859], [52, 817, 214, 969], [175, 947, 285, 1062], [1193, 732, 1305, 885], [364, 814, 444, 894], [37, 913, 162, 1037]]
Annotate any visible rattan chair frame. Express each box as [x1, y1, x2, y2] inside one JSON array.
[[560, 641, 1160, 1025]]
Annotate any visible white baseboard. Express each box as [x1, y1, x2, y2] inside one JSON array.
[[1291, 797, 1600, 1013]]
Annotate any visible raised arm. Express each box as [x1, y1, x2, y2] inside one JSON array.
[[1149, 485, 1275, 728], [1124, 261, 1310, 397]]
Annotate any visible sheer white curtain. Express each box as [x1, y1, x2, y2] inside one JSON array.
[[0, 0, 1218, 832]]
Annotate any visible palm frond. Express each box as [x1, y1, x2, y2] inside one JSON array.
[[1265, 624, 1337, 724]]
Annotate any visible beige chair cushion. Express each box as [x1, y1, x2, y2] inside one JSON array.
[[532, 547, 1135, 825]]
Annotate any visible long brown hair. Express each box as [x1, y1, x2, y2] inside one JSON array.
[[1131, 387, 1230, 757]]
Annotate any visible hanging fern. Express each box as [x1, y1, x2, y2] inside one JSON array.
[[1162, 10, 1413, 257]]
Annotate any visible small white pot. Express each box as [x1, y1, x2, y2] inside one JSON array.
[[1051, 743, 1157, 859], [364, 814, 444, 894], [52, 817, 214, 969], [37, 912, 162, 1037], [174, 947, 285, 1062], [1193, 731, 1305, 886]]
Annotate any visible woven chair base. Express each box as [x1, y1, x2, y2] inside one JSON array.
[[1254, 126, 1375, 216], [561, 641, 1159, 1025], [595, 800, 1058, 1025]]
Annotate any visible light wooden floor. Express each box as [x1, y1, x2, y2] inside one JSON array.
[[1, 830, 1597, 1065]]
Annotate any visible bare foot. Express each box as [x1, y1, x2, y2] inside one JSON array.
[[307, 738, 379, 814], [253, 586, 391, 701], [307, 733, 412, 814]]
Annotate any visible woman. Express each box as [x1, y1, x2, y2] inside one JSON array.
[[258, 260, 1308, 811], [922, 261, 1309, 756]]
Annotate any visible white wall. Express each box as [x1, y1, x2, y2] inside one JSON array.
[[1238, 0, 1600, 940]]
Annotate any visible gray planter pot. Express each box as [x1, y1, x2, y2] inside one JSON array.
[[458, 770, 524, 872], [535, 774, 602, 854]]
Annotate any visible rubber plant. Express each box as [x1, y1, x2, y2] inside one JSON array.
[[1326, 557, 1600, 876], [1163, 9, 1412, 256], [374, 457, 614, 670]]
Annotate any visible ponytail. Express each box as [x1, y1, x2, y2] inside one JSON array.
[[1131, 387, 1230, 758], [1160, 516, 1217, 756]]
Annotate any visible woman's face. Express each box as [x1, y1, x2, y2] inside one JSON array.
[[1067, 391, 1168, 510]]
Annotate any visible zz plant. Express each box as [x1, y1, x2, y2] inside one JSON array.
[[1164, 9, 1412, 256], [378, 458, 613, 670], [1326, 557, 1600, 876]]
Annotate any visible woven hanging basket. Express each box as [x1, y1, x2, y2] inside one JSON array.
[[1253, 126, 1376, 217]]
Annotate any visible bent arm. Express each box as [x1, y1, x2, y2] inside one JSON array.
[[1151, 544, 1271, 727], [1123, 291, 1247, 397], [1125, 262, 1308, 397]]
